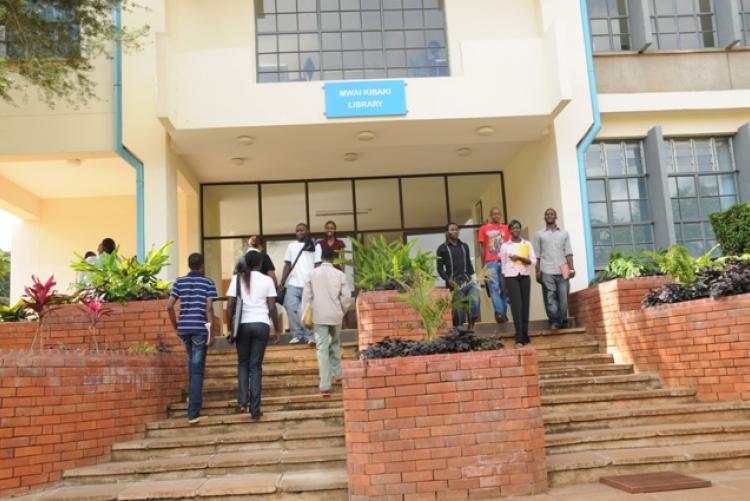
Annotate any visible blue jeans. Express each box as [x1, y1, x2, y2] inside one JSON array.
[[236, 322, 270, 416], [179, 332, 208, 419], [284, 285, 312, 341], [541, 273, 570, 327], [484, 260, 508, 318], [452, 282, 480, 327]]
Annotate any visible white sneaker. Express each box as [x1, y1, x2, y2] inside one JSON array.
[[289, 337, 301, 344], [307, 339, 316, 346]]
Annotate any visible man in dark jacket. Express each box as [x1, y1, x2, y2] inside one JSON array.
[[436, 223, 480, 330]]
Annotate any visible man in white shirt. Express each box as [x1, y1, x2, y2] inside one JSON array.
[[279, 223, 316, 344]]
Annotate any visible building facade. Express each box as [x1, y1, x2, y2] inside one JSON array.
[[1, 0, 748, 319]]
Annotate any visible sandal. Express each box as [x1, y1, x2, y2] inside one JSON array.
[[320, 390, 332, 398]]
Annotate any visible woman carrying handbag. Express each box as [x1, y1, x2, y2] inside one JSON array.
[[226, 252, 281, 420]]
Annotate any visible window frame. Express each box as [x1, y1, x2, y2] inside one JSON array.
[[589, 0, 632, 52], [649, 0, 718, 50]]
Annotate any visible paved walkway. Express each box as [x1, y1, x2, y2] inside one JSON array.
[[507, 469, 750, 501]]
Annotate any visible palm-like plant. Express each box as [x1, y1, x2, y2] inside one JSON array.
[[343, 236, 435, 291], [23, 275, 66, 349], [398, 271, 452, 342]]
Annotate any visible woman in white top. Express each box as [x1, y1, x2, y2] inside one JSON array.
[[499, 220, 538, 348], [226, 252, 281, 420]]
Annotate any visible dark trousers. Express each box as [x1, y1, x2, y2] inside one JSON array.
[[505, 275, 531, 345], [540, 273, 570, 327], [180, 332, 208, 419], [235, 322, 270, 416]]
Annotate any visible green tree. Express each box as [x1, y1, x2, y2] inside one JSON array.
[[0, 250, 9, 305], [0, 0, 147, 107]]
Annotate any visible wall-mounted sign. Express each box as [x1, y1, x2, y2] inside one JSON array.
[[324, 80, 407, 119]]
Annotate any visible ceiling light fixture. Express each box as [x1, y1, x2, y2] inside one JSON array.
[[356, 130, 376, 141], [343, 152, 359, 162], [456, 148, 472, 157], [231, 157, 246, 166], [236, 135, 255, 145], [476, 125, 495, 137], [66, 158, 82, 166]]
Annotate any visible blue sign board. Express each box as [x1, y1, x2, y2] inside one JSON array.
[[324, 80, 407, 119]]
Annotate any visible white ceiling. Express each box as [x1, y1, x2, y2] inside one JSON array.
[[170, 116, 552, 183], [0, 156, 135, 199]]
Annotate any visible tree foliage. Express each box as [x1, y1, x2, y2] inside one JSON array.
[[0, 0, 147, 107], [709, 202, 750, 257], [0, 249, 9, 305]]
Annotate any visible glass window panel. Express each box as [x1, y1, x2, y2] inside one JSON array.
[[718, 174, 736, 195], [342, 32, 363, 49], [612, 201, 632, 223], [278, 13, 298, 31], [343, 51, 364, 68], [404, 9, 424, 28], [625, 143, 643, 174], [341, 11, 362, 30], [263, 0, 276, 13], [613, 226, 633, 245], [406, 232, 444, 280], [720, 196, 737, 210], [384, 10, 404, 28], [673, 141, 693, 173], [384, 0, 402, 8], [447, 174, 502, 225], [698, 175, 719, 196], [590, 203, 609, 224], [685, 240, 706, 256], [671, 198, 681, 219], [386, 49, 406, 66], [632, 225, 654, 244], [203, 238, 247, 297], [300, 33, 319, 50], [593, 227, 612, 246], [385, 31, 405, 48], [609, 179, 629, 201], [605, 143, 625, 175], [402, 177, 447, 228], [679, 198, 699, 220], [715, 139, 733, 171], [585, 146, 605, 176], [321, 12, 341, 30], [355, 178, 401, 230], [202, 185, 260, 237], [258, 35, 278, 53], [322, 32, 342, 50], [279, 52, 300, 72], [257, 72, 280, 82], [276, 0, 296, 12], [362, 0, 381, 9], [364, 50, 384, 67], [424, 9, 444, 27], [704, 222, 715, 239], [683, 222, 703, 240], [587, 180, 607, 202], [298, 0, 317, 11], [342, 0, 361, 9], [674, 223, 682, 241], [323, 51, 343, 69], [321, 0, 339, 10], [405, 30, 426, 47], [261, 183, 306, 235], [362, 11, 382, 29], [628, 178, 648, 199], [594, 246, 612, 269], [298, 13, 318, 31], [257, 14, 277, 33], [308, 181, 355, 233], [694, 140, 713, 172], [631, 200, 650, 222], [278, 34, 298, 51], [677, 176, 696, 196], [363, 31, 383, 48], [700, 197, 720, 218]]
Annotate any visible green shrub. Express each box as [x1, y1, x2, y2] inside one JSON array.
[[592, 251, 661, 285], [709, 202, 750, 256], [397, 271, 451, 342], [645, 244, 719, 284], [344, 236, 434, 291]]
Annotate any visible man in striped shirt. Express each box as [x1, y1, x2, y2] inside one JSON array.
[[167, 253, 218, 424]]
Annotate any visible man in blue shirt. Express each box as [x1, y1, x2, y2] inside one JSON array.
[[167, 253, 218, 424]]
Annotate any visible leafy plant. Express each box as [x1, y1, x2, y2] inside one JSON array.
[[22, 275, 67, 349], [709, 202, 750, 256], [78, 292, 112, 353], [343, 236, 434, 291], [0, 250, 9, 305], [397, 271, 452, 341], [645, 244, 719, 284], [70, 243, 173, 303], [642, 255, 750, 307], [128, 342, 159, 354], [0, 300, 32, 322], [592, 251, 661, 284], [360, 329, 504, 360]]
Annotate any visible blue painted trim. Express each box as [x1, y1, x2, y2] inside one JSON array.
[[576, 0, 601, 283], [114, 5, 145, 261]]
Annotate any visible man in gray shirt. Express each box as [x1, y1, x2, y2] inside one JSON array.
[[532, 208, 575, 329]]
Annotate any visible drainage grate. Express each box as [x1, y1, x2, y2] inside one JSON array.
[[600, 472, 712, 493]]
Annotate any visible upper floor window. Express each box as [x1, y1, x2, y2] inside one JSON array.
[[255, 0, 449, 83], [0, 1, 80, 60], [665, 137, 738, 255], [585, 141, 654, 269], [741, 0, 750, 46], [589, 0, 631, 52], [650, 0, 717, 50]]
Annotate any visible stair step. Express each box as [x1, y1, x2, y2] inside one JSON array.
[[205, 344, 358, 366], [202, 381, 341, 399], [169, 394, 344, 416], [62, 448, 346, 484], [533, 339, 601, 357], [544, 400, 750, 433], [145, 408, 344, 438], [547, 439, 750, 486], [540, 388, 697, 412], [546, 420, 750, 454], [32, 469, 347, 499], [539, 363, 634, 379], [538, 353, 615, 368], [112, 425, 344, 461], [539, 373, 661, 395]]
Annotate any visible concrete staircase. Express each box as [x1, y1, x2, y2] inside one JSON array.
[[12, 326, 750, 499]]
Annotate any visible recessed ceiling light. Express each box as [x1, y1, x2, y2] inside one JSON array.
[[236, 135, 255, 145], [231, 157, 246, 166], [456, 148, 472, 157], [356, 130, 376, 141], [343, 152, 359, 162], [66, 158, 82, 166], [476, 125, 495, 137]]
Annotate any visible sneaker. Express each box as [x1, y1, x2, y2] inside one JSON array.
[[188, 415, 204, 425], [250, 411, 263, 421], [289, 337, 301, 344], [307, 339, 316, 346], [514, 342, 524, 348]]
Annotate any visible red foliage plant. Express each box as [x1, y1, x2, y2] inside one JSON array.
[[22, 275, 67, 349]]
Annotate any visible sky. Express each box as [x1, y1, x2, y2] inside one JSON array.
[[0, 209, 19, 252]]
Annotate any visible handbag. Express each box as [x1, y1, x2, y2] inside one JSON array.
[[277, 244, 308, 306], [227, 275, 243, 343]]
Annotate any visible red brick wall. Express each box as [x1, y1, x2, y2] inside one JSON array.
[[357, 290, 453, 351], [0, 350, 184, 497], [342, 349, 547, 500], [570, 281, 750, 401], [0, 300, 181, 352]]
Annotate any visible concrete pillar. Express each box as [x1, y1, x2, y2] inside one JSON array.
[[643, 126, 676, 250], [716, 0, 742, 49], [734, 123, 750, 203], [627, 0, 654, 52]]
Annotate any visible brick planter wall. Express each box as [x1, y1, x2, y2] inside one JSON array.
[[0, 300, 181, 352], [342, 349, 547, 500], [0, 350, 184, 497], [570, 280, 750, 401], [357, 290, 453, 352]]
